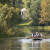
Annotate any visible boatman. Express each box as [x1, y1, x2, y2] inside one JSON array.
[[34, 32, 42, 37]]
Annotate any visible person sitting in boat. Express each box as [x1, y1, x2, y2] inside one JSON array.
[[32, 33, 34, 37], [34, 32, 42, 37]]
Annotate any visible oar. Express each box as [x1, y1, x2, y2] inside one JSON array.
[[42, 36, 47, 39], [26, 36, 32, 39], [27, 36, 47, 39]]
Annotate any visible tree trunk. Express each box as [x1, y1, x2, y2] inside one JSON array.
[[13, 0, 15, 7]]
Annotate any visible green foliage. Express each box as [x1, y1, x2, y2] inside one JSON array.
[[14, 28, 25, 37], [0, 3, 22, 37], [15, 0, 23, 8], [0, 0, 12, 6], [22, 0, 50, 26], [30, 0, 41, 26], [39, 0, 50, 25], [1, 4, 22, 27], [0, 0, 50, 37], [0, 0, 23, 7]]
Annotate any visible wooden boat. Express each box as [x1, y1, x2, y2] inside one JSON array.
[[27, 33, 43, 40], [32, 32, 43, 40], [32, 37, 42, 40]]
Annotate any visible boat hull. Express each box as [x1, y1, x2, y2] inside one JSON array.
[[32, 37, 42, 40]]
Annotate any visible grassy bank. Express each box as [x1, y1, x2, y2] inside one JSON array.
[[0, 26, 50, 38], [17, 20, 50, 31]]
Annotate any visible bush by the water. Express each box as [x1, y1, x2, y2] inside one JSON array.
[[0, 4, 22, 37]]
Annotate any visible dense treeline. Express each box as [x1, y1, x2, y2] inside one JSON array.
[[30, 0, 41, 26], [0, 0, 50, 37], [39, 0, 50, 26], [23, 0, 50, 26], [0, 0, 23, 37]]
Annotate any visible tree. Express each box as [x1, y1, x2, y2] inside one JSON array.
[[47, 0, 50, 25], [0, 0, 12, 5], [39, 0, 50, 25], [30, 0, 41, 26], [15, 0, 23, 8], [13, 0, 15, 7], [0, 4, 22, 36]]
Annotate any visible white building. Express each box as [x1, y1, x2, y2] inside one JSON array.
[[21, 8, 27, 18]]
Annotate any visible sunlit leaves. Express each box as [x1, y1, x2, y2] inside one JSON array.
[[30, 0, 41, 25], [39, 0, 50, 25], [0, 3, 22, 36]]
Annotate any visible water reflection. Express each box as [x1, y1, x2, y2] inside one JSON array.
[[0, 28, 50, 50], [0, 38, 21, 50], [21, 39, 43, 50], [0, 38, 50, 50], [42, 42, 50, 50]]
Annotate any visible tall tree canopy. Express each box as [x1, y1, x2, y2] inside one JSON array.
[[39, 0, 50, 25], [0, 0, 12, 5], [0, 3, 22, 36], [30, 0, 41, 26]]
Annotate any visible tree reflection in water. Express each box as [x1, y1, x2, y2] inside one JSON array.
[[32, 40, 42, 50], [0, 38, 50, 50], [0, 30, 50, 50], [42, 42, 50, 50]]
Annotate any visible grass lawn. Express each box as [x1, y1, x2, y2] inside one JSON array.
[[19, 20, 33, 26]]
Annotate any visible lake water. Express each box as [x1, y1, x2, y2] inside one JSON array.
[[0, 27, 50, 50], [0, 37, 50, 50]]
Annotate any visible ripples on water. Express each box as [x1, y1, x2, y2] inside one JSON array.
[[0, 37, 50, 50]]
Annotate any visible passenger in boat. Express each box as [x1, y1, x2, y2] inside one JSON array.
[[32, 33, 34, 37], [34, 32, 42, 37], [32, 33, 35, 37]]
